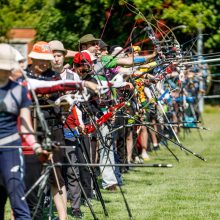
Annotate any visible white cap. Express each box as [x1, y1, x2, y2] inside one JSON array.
[[111, 46, 125, 58], [0, 43, 19, 71]]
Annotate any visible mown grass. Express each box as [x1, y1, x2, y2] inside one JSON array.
[[5, 106, 220, 219]]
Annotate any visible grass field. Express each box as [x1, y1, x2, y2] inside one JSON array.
[[5, 106, 220, 220]]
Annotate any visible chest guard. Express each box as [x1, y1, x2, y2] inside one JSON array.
[[0, 83, 22, 116]]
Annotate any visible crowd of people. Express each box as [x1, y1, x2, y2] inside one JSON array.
[[0, 33, 208, 220]]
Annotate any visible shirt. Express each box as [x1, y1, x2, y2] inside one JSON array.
[[0, 79, 32, 140]]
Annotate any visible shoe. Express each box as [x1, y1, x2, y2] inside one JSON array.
[[72, 209, 83, 219], [141, 150, 150, 161], [153, 145, 160, 151], [105, 184, 117, 192], [134, 156, 144, 164]]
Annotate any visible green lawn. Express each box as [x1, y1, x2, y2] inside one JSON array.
[[5, 106, 220, 220]]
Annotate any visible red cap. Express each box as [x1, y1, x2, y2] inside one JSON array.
[[73, 51, 92, 64]]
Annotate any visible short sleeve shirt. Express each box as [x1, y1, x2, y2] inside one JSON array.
[[101, 55, 117, 69], [0, 80, 32, 139]]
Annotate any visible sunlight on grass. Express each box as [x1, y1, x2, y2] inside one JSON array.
[[4, 110, 220, 219]]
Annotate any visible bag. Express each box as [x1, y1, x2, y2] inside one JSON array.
[[184, 115, 196, 128]]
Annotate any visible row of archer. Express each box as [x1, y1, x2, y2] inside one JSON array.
[[1, 33, 208, 220]]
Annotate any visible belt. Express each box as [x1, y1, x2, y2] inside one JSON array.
[[0, 133, 20, 145]]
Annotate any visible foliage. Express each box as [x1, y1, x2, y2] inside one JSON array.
[[0, 0, 220, 51], [0, 0, 48, 41]]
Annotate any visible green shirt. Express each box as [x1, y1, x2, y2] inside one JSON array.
[[101, 55, 117, 68]]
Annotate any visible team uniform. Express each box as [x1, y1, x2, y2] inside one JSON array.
[[0, 79, 32, 220]]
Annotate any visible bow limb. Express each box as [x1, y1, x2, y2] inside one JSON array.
[[84, 102, 126, 134]]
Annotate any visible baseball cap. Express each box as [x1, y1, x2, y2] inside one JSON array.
[[73, 51, 92, 64], [0, 43, 19, 71], [28, 41, 54, 60], [82, 50, 96, 61], [110, 46, 125, 58], [133, 46, 141, 52], [49, 40, 67, 54]]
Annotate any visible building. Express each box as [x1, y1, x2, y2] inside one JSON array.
[[8, 28, 36, 65]]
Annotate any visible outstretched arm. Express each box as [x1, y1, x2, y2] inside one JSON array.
[[20, 107, 48, 155]]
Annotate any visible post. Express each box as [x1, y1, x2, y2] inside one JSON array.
[[197, 21, 204, 113]]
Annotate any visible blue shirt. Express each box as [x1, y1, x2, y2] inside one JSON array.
[[0, 79, 32, 139]]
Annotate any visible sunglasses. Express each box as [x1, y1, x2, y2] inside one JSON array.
[[87, 41, 99, 46], [74, 63, 91, 67]]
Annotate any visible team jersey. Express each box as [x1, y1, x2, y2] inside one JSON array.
[[0, 79, 32, 140]]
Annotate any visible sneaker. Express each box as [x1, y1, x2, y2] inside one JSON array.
[[153, 145, 160, 151], [134, 156, 144, 164], [72, 209, 83, 219], [141, 150, 150, 161]]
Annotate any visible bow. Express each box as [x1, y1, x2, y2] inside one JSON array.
[[84, 102, 125, 134]]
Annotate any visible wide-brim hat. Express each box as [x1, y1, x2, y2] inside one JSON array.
[[0, 43, 19, 71], [49, 40, 67, 55], [28, 51, 54, 60], [79, 34, 100, 44], [0, 62, 18, 71], [99, 40, 109, 49], [28, 41, 54, 61]]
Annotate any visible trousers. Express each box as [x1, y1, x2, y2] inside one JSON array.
[[98, 125, 117, 188], [0, 139, 31, 220]]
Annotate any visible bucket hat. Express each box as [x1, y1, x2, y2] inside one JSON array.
[[79, 34, 100, 44], [49, 40, 67, 55], [28, 41, 54, 60], [0, 43, 18, 70]]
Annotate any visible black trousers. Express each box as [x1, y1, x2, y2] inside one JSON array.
[[64, 136, 92, 202], [24, 154, 43, 220], [78, 136, 92, 199]]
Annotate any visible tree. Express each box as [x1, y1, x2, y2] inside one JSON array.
[[0, 0, 50, 41], [0, 0, 220, 53]]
